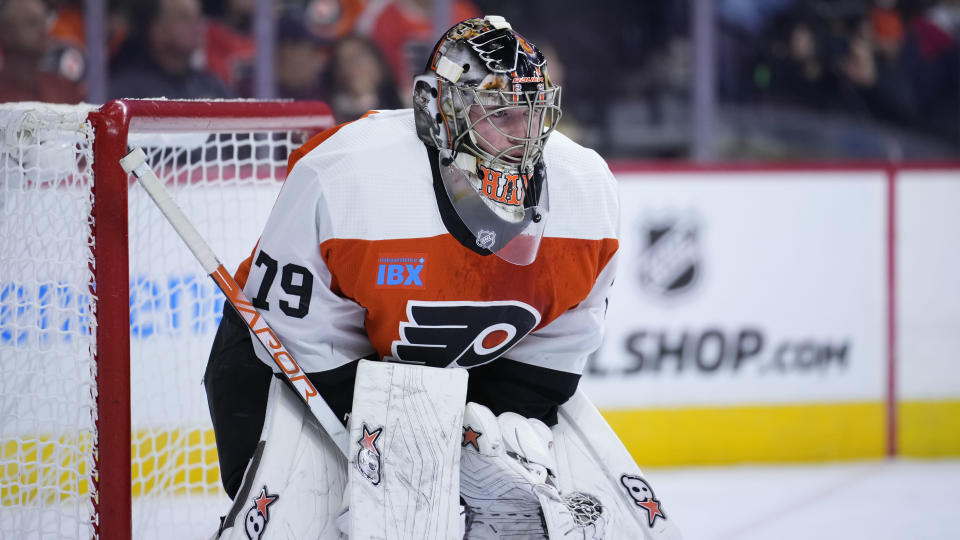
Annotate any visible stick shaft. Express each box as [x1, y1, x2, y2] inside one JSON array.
[[120, 147, 349, 456], [124, 151, 219, 274]]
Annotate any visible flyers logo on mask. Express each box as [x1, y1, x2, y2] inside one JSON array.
[[479, 164, 530, 207]]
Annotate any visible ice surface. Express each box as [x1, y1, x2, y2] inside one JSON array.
[[646, 459, 960, 540]]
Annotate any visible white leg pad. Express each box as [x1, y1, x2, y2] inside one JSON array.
[[552, 390, 684, 540], [348, 360, 468, 540], [217, 377, 347, 540]]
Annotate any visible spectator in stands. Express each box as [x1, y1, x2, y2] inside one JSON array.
[[870, 0, 906, 62], [234, 15, 331, 100], [204, 0, 254, 91], [356, 0, 479, 103], [221, 0, 254, 33], [897, 0, 960, 141], [836, 15, 918, 127], [0, 0, 85, 103], [304, 0, 367, 41], [110, 0, 230, 99], [764, 16, 837, 110], [323, 34, 400, 122], [275, 16, 331, 100], [47, 0, 89, 84]]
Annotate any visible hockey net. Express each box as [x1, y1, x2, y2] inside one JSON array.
[[0, 100, 334, 539]]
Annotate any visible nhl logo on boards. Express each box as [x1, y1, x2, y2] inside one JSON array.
[[620, 474, 666, 527], [637, 214, 700, 298], [356, 423, 384, 485], [243, 486, 278, 540]]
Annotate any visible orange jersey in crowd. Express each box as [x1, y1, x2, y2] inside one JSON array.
[[359, 1, 480, 92]]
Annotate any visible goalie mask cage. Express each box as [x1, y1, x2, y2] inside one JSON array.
[[0, 100, 335, 539]]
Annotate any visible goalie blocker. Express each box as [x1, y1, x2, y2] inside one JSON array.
[[460, 389, 682, 540]]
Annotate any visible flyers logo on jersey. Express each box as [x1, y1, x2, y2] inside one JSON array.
[[376, 254, 426, 289], [390, 300, 540, 368]]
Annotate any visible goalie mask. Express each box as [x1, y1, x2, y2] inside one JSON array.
[[413, 15, 562, 265]]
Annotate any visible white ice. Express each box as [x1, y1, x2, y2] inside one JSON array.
[[646, 459, 960, 540]]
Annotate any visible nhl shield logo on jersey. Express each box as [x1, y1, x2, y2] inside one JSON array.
[[243, 486, 278, 539], [356, 423, 384, 485], [476, 229, 496, 250], [637, 214, 700, 298], [621, 474, 666, 527]]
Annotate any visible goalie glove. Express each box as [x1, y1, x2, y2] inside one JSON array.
[[460, 402, 598, 540]]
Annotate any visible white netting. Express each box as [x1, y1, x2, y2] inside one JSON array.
[[126, 129, 298, 538], [0, 103, 99, 539], [1, 102, 323, 539]]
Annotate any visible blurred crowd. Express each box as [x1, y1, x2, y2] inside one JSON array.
[[720, 0, 960, 150], [0, 0, 483, 122], [0, 0, 957, 156]]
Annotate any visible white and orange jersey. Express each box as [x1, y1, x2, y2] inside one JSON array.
[[236, 109, 619, 394]]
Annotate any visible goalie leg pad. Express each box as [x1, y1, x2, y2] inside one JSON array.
[[551, 389, 684, 540], [347, 360, 468, 540], [217, 377, 347, 540]]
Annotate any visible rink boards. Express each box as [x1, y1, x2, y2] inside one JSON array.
[[587, 166, 960, 464]]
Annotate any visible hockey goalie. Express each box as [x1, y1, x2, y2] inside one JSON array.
[[204, 15, 683, 540]]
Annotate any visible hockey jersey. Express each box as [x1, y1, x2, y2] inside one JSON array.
[[232, 109, 619, 423]]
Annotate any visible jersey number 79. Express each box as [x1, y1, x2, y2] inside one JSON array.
[[249, 250, 313, 318]]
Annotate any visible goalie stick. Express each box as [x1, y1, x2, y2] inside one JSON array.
[[119, 147, 349, 457]]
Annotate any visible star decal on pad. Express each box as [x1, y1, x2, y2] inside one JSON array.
[[462, 426, 482, 451]]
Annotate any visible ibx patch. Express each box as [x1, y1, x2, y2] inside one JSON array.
[[620, 474, 666, 527], [376, 254, 427, 289], [356, 423, 384, 485], [243, 486, 278, 540]]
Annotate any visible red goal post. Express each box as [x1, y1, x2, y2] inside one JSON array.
[[0, 99, 334, 540]]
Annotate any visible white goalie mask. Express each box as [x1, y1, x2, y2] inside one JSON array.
[[413, 15, 562, 265]]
